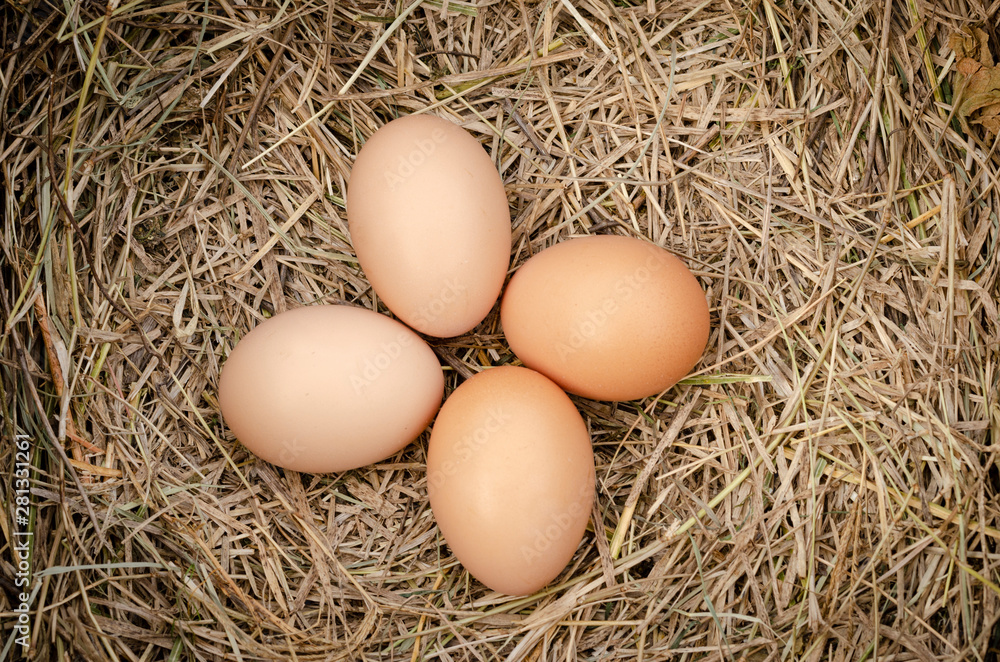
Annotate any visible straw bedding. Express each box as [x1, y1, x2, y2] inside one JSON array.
[[1, 0, 999, 660]]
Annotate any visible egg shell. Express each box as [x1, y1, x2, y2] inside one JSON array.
[[500, 235, 710, 401], [346, 114, 511, 337], [219, 305, 444, 473], [427, 366, 595, 596]]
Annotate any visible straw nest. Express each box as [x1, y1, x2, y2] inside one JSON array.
[[2, 1, 999, 660]]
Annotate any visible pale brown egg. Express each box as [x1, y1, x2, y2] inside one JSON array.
[[427, 366, 595, 596], [500, 235, 710, 401], [218, 305, 444, 473], [346, 114, 511, 337]]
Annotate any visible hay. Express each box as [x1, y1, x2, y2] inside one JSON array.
[[2, 0, 999, 659]]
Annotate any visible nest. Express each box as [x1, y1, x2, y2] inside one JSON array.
[[2, 0, 999, 660]]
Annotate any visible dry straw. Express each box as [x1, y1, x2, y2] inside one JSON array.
[[2, 0, 999, 660]]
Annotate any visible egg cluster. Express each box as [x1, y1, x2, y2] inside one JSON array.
[[218, 114, 710, 596]]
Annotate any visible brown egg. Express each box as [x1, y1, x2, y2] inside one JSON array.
[[500, 235, 710, 401], [427, 366, 595, 596], [346, 114, 511, 337], [219, 305, 443, 473]]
